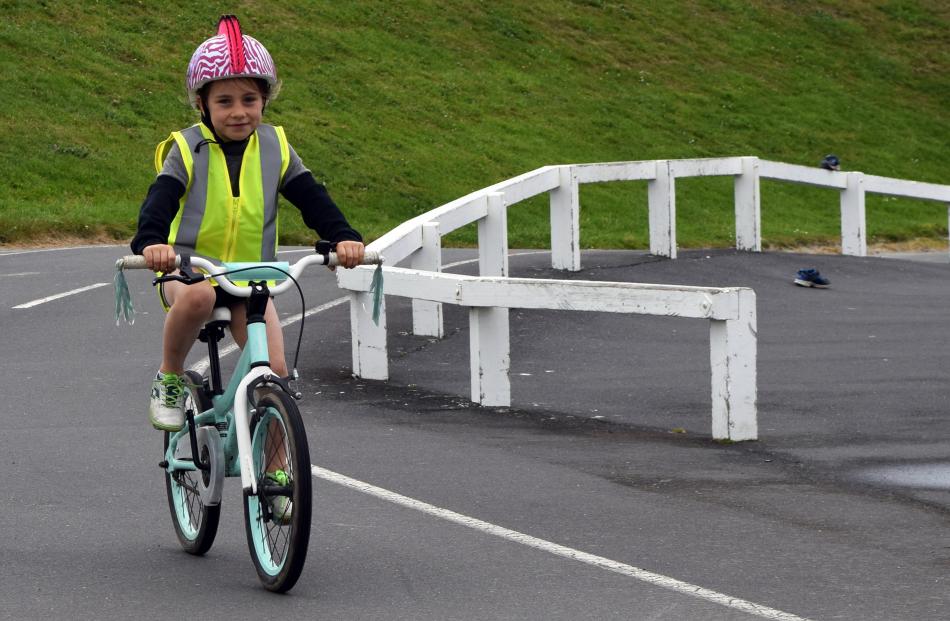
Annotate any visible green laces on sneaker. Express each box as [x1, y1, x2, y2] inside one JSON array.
[[264, 469, 293, 524], [266, 469, 290, 486], [159, 372, 186, 408]]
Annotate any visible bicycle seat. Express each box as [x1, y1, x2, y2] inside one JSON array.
[[207, 307, 231, 328]]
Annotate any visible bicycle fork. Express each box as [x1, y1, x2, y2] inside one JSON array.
[[234, 364, 274, 495]]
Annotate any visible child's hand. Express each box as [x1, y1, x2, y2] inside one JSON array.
[[142, 243, 177, 273], [334, 240, 365, 269]]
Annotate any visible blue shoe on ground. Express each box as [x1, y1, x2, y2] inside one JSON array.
[[794, 268, 830, 288]]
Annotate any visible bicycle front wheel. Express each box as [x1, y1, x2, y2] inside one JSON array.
[[243, 387, 312, 592], [164, 370, 221, 555]]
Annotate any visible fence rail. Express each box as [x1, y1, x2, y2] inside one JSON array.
[[337, 156, 949, 441]]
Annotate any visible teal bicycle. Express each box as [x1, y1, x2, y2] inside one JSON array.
[[117, 244, 381, 592]]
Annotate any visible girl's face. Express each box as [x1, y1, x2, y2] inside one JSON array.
[[201, 79, 264, 142]]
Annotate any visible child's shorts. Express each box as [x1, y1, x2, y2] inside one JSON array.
[[157, 280, 244, 313]]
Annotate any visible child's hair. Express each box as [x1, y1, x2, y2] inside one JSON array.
[[196, 77, 276, 111]]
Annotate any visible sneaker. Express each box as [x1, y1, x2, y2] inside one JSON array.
[[794, 268, 830, 288], [265, 470, 293, 524], [148, 372, 186, 431]]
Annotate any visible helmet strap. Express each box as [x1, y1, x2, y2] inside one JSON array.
[[196, 90, 225, 150]]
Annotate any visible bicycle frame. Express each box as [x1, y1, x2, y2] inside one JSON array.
[[164, 319, 273, 495], [158, 262, 299, 496]]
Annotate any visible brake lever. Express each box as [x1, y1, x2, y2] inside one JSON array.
[[151, 254, 207, 286], [315, 240, 338, 266]]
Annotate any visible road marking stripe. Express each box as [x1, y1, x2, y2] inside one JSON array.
[[191, 297, 349, 374], [187, 252, 542, 372], [312, 466, 812, 621], [0, 244, 123, 257], [190, 250, 548, 372], [442, 249, 548, 270], [12, 282, 109, 309]]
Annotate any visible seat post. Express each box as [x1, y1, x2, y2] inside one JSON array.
[[198, 307, 231, 396]]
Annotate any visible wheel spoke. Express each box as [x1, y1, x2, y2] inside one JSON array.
[[173, 473, 201, 495], [245, 388, 310, 591], [266, 522, 289, 563], [165, 370, 220, 556]]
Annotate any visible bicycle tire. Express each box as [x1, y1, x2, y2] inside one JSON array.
[[243, 387, 312, 593], [164, 370, 221, 555]]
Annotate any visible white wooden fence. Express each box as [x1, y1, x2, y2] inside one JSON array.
[[336, 156, 950, 441]]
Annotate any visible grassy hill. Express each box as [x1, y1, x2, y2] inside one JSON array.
[[1, 0, 947, 249]]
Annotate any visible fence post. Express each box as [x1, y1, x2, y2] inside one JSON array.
[[470, 306, 510, 406], [840, 172, 867, 257], [478, 193, 509, 277], [470, 192, 511, 406], [708, 289, 757, 441], [550, 165, 581, 271], [410, 222, 444, 338], [349, 290, 388, 380], [734, 156, 761, 252], [648, 160, 676, 258]]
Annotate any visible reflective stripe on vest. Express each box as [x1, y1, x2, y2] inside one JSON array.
[[155, 123, 288, 262]]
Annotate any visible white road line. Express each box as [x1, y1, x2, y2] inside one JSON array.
[[191, 297, 350, 374], [0, 244, 123, 257], [0, 272, 41, 278], [283, 296, 350, 325], [12, 282, 109, 309], [189, 251, 548, 372], [442, 249, 549, 270], [312, 466, 813, 621]]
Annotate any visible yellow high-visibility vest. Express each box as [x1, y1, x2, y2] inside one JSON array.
[[155, 123, 290, 262]]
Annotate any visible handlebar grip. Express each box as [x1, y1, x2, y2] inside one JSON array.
[[116, 255, 181, 270], [325, 250, 383, 267], [363, 250, 382, 265]]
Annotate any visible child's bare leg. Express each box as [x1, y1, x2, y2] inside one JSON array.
[[160, 279, 216, 374], [228, 298, 288, 376]]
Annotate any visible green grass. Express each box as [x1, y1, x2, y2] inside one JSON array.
[[1, 0, 947, 249]]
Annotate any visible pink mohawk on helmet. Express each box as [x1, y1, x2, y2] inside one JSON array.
[[217, 15, 247, 74], [185, 14, 279, 107]]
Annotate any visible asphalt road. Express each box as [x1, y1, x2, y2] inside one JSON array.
[[2, 244, 950, 620]]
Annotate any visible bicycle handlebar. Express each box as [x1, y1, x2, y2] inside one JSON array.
[[116, 250, 382, 298]]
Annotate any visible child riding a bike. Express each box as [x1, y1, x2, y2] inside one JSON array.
[[130, 15, 365, 433]]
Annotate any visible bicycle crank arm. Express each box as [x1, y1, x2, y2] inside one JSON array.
[[259, 484, 292, 497]]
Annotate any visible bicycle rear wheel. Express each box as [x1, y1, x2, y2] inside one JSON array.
[[164, 370, 221, 555], [243, 387, 312, 592]]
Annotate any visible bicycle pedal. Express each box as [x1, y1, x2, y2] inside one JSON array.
[[159, 460, 169, 468]]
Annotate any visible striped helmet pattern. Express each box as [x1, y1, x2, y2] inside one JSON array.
[[185, 16, 277, 103]]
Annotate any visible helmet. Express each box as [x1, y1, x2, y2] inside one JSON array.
[[820, 154, 840, 171], [185, 15, 278, 107]]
